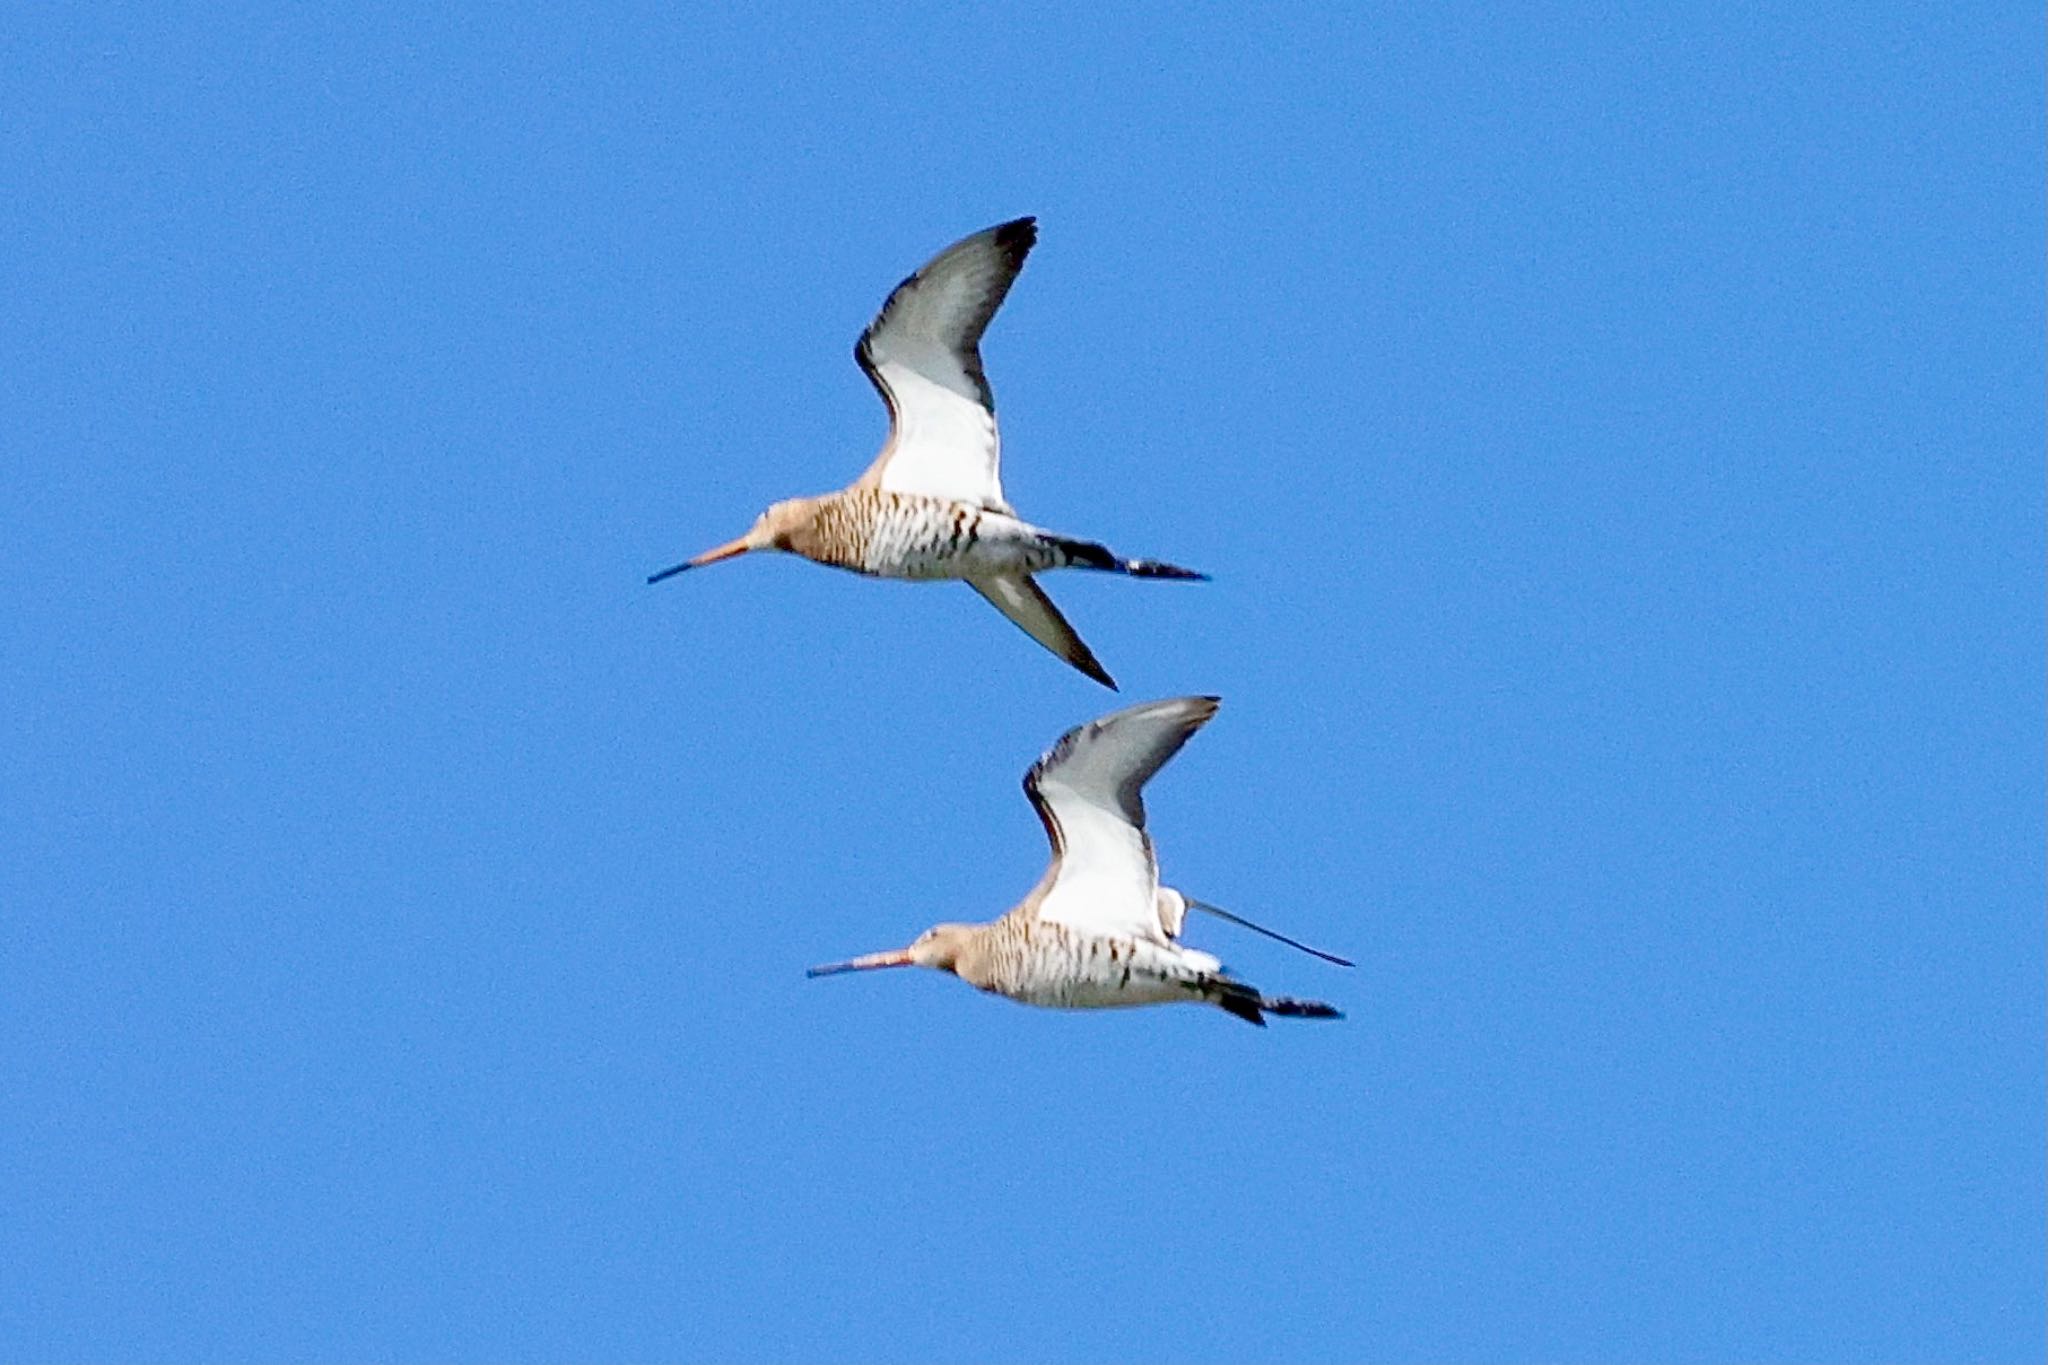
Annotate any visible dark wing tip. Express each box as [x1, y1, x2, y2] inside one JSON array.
[[993, 216, 1038, 256], [854, 217, 1038, 391], [1070, 643, 1118, 690], [1155, 694, 1221, 736]]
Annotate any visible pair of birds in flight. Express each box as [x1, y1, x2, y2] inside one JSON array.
[[654, 218, 1346, 1025]]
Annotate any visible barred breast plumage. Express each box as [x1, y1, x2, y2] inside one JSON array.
[[798, 489, 1066, 580], [974, 917, 1221, 1010]]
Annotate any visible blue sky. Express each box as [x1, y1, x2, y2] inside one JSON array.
[[2, 5, 2041, 1362]]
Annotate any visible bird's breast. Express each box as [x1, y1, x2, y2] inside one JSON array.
[[805, 492, 1058, 580]]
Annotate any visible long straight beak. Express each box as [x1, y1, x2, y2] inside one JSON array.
[[807, 948, 915, 977], [647, 535, 754, 585]]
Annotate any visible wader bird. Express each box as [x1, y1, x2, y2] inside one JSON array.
[[648, 218, 1204, 689], [809, 697, 1349, 1026]]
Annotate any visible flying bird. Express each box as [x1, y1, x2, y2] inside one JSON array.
[[648, 218, 1205, 689], [809, 697, 1349, 1026]]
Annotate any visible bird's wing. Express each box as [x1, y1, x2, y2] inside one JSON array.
[[852, 218, 1035, 511], [1022, 696, 1220, 944], [967, 575, 1116, 690]]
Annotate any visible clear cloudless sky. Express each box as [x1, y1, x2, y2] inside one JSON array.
[[2, 5, 2041, 1362]]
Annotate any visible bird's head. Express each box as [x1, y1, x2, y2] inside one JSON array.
[[646, 497, 821, 583], [807, 923, 979, 979]]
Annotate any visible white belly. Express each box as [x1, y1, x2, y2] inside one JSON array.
[[862, 502, 1060, 580], [993, 937, 1217, 1011], [1009, 976, 1206, 1011]]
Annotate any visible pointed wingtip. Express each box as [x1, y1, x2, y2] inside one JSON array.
[[965, 575, 1118, 691], [995, 215, 1038, 246], [1072, 646, 1117, 689], [983, 217, 1037, 271]]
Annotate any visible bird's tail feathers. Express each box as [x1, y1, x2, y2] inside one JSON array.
[[1054, 537, 1208, 581], [1205, 978, 1343, 1026], [1258, 996, 1343, 1020]]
